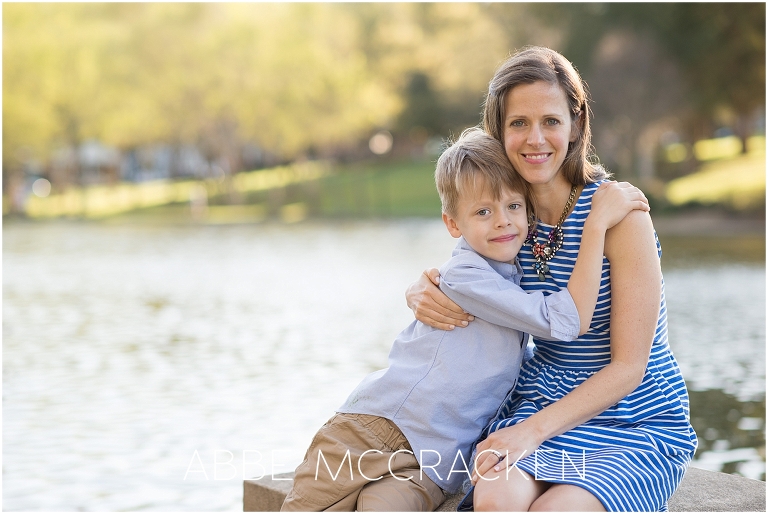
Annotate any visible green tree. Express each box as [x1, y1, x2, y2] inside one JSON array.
[[528, 3, 765, 147]]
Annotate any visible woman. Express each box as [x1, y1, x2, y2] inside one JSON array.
[[406, 46, 697, 512]]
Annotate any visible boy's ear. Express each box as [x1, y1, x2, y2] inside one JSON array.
[[442, 212, 462, 238]]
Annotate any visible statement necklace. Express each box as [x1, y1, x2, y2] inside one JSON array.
[[525, 184, 578, 281]]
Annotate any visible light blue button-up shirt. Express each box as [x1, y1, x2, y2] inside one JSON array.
[[337, 237, 580, 493]]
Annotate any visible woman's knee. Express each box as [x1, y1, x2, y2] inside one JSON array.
[[473, 470, 541, 511], [474, 486, 523, 512], [529, 484, 605, 512], [529, 494, 561, 512]]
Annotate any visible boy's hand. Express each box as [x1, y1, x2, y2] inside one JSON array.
[[588, 181, 650, 232], [406, 269, 474, 330]]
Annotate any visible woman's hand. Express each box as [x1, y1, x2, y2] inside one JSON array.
[[405, 268, 474, 330], [471, 423, 543, 485], [588, 181, 650, 232]]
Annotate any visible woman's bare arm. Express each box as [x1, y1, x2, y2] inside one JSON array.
[[568, 181, 649, 334], [405, 269, 474, 330]]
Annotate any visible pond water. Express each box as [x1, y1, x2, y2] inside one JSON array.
[[3, 219, 765, 511]]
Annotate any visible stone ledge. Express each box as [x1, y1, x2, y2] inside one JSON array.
[[243, 467, 765, 512]]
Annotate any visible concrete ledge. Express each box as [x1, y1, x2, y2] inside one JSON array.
[[244, 472, 295, 512], [244, 467, 765, 511]]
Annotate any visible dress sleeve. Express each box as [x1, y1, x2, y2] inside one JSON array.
[[439, 258, 580, 341]]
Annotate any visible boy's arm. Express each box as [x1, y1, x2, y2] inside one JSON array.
[[439, 257, 581, 341], [438, 183, 647, 340], [565, 221, 607, 335]]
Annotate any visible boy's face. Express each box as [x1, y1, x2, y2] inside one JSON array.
[[442, 181, 528, 264]]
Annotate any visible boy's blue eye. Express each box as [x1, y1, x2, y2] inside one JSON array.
[[477, 209, 490, 216], [509, 203, 522, 210]]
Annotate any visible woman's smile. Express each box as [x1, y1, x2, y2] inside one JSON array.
[[522, 152, 552, 164]]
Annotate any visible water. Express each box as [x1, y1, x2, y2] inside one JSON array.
[[3, 219, 765, 510]]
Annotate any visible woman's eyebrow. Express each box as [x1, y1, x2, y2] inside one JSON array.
[[511, 112, 565, 117]]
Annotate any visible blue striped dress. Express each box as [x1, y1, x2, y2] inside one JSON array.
[[486, 181, 698, 512]]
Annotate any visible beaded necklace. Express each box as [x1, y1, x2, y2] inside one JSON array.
[[525, 184, 578, 281]]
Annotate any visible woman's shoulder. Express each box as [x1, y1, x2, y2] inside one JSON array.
[[604, 209, 658, 261], [569, 181, 602, 219]]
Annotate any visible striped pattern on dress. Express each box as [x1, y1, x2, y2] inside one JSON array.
[[487, 181, 698, 512]]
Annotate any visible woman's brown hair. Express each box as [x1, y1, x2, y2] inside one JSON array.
[[482, 46, 608, 185]]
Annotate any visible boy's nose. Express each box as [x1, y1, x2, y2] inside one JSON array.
[[495, 213, 512, 227]]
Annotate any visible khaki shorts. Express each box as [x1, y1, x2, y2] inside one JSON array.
[[281, 413, 445, 511]]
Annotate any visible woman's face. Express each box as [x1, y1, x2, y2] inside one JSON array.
[[502, 81, 577, 188]]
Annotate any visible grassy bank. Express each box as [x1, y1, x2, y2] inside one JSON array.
[[314, 159, 441, 218], [7, 142, 764, 223]]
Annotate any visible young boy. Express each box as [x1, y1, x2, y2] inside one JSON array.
[[281, 128, 637, 511]]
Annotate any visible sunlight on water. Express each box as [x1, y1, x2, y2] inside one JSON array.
[[665, 266, 765, 401], [3, 220, 765, 510]]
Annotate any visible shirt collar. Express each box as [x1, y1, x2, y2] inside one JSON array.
[[453, 236, 523, 282]]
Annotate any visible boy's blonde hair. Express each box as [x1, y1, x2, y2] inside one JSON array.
[[435, 127, 531, 218]]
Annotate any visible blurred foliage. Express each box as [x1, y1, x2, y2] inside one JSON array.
[[666, 139, 766, 212], [3, 2, 765, 184], [22, 160, 330, 219], [530, 3, 765, 120], [3, 3, 514, 171], [496, 3, 765, 183]]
